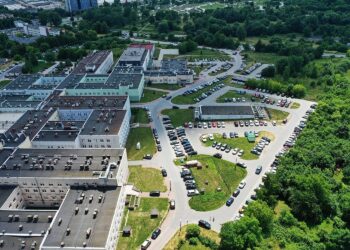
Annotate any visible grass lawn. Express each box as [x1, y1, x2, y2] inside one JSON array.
[[139, 89, 164, 103], [242, 51, 287, 65], [177, 155, 247, 211], [117, 198, 169, 250], [128, 166, 167, 192], [161, 109, 194, 127], [0, 80, 11, 89], [266, 108, 290, 122], [172, 82, 222, 105], [32, 61, 53, 73], [203, 131, 275, 160], [126, 127, 156, 160], [164, 224, 220, 250], [131, 108, 149, 124], [274, 200, 291, 218], [112, 46, 127, 59], [148, 83, 183, 91], [216, 90, 252, 103], [290, 102, 301, 109]]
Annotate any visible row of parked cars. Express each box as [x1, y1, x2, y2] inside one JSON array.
[[165, 117, 198, 157], [230, 105, 317, 220], [182, 80, 225, 103], [226, 165, 263, 208], [152, 128, 163, 152], [187, 121, 226, 129], [251, 136, 271, 156], [180, 168, 200, 196], [212, 141, 245, 156], [242, 63, 262, 75]]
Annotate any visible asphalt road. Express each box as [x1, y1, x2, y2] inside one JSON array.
[[128, 47, 315, 249]]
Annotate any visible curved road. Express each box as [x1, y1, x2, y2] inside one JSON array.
[[128, 46, 314, 249]]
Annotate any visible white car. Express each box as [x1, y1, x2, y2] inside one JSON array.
[[203, 122, 208, 129], [221, 122, 225, 128], [209, 134, 214, 140], [187, 189, 200, 197], [238, 150, 244, 156], [232, 149, 238, 155], [272, 121, 277, 126], [239, 180, 246, 189]]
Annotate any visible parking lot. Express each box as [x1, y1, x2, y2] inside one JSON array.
[[127, 47, 317, 250]]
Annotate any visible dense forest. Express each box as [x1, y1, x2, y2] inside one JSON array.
[[220, 69, 350, 249]]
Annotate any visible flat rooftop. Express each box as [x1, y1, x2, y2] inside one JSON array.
[[71, 50, 112, 74], [200, 105, 254, 116], [119, 47, 146, 62], [33, 130, 80, 142], [105, 68, 143, 90], [56, 74, 84, 89], [0, 109, 55, 147], [42, 187, 120, 249], [0, 210, 56, 235], [3, 74, 40, 90], [161, 59, 188, 72], [0, 235, 43, 250], [80, 109, 126, 135], [43, 95, 128, 110], [0, 148, 124, 178]]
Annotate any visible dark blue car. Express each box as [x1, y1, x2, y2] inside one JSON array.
[[226, 197, 234, 206]]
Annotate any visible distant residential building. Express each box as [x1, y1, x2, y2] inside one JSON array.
[[65, 0, 98, 13], [14, 20, 61, 37]]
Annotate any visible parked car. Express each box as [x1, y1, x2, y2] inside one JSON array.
[[141, 240, 151, 250], [213, 153, 222, 159], [170, 199, 176, 209], [255, 165, 263, 174], [198, 220, 211, 229], [237, 162, 247, 168], [239, 180, 246, 189], [187, 189, 199, 196], [143, 154, 153, 160], [149, 191, 160, 197], [161, 169, 167, 177], [151, 228, 161, 239], [226, 197, 234, 206], [184, 175, 194, 181], [233, 189, 240, 197]]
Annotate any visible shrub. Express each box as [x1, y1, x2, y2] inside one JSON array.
[[186, 224, 201, 239]]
